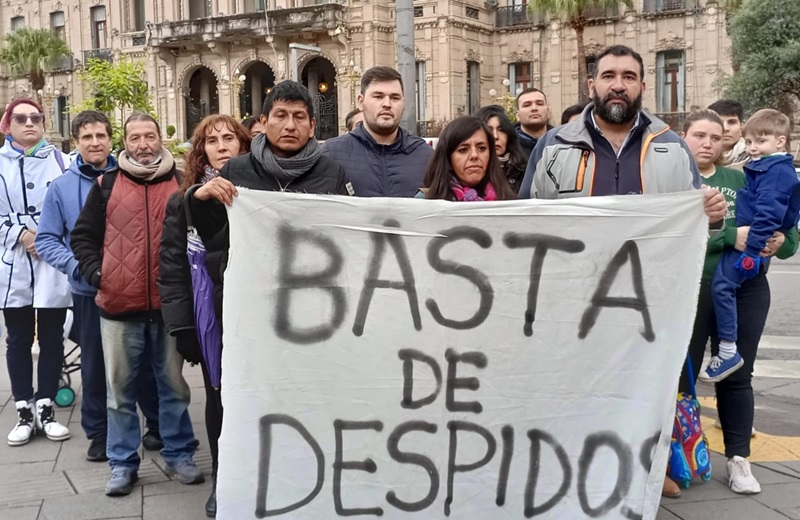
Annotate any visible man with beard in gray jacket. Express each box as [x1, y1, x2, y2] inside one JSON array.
[[322, 66, 433, 197]]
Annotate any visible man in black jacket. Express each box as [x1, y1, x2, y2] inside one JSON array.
[[160, 84, 348, 515]]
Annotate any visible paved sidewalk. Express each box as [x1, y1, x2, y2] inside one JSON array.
[[1, 328, 798, 519]]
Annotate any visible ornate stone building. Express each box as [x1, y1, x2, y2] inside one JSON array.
[[0, 0, 734, 142]]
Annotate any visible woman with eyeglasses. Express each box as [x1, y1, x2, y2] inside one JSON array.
[[0, 98, 72, 447]]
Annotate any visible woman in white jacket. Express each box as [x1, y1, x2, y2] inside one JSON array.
[[0, 98, 72, 446]]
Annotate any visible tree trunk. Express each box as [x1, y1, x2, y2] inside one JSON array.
[[30, 71, 45, 102], [573, 20, 589, 102]]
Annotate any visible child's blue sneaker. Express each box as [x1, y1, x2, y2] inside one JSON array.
[[699, 352, 744, 383]]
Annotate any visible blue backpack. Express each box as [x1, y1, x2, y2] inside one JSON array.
[[667, 356, 712, 488]]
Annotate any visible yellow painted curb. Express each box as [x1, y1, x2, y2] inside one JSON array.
[[696, 396, 800, 462]]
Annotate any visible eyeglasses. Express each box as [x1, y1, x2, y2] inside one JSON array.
[[10, 113, 44, 125]]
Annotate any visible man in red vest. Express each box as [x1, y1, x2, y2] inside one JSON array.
[[71, 113, 202, 496]]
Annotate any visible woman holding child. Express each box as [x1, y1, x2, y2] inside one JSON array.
[[668, 109, 798, 497]]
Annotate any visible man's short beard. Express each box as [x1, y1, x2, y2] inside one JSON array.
[[365, 117, 400, 136], [522, 120, 548, 134], [594, 91, 642, 125]]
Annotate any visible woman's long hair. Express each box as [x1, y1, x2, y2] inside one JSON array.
[[475, 105, 527, 174], [181, 115, 252, 193], [423, 116, 516, 201]]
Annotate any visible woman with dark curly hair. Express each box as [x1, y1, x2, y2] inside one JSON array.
[[422, 115, 516, 201], [476, 105, 528, 194], [158, 114, 250, 517]]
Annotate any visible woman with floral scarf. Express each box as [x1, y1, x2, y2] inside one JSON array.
[[158, 114, 250, 518], [421, 116, 516, 201]]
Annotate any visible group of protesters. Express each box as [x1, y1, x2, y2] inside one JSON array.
[[1, 42, 798, 517]]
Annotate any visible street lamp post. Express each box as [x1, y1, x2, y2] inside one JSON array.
[[488, 78, 517, 122], [229, 71, 247, 120], [343, 59, 361, 109], [37, 85, 61, 134]]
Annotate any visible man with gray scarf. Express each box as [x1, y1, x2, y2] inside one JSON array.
[[191, 80, 348, 205], [72, 112, 202, 497]]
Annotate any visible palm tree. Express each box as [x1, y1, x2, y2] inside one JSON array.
[[528, 0, 633, 102], [0, 28, 70, 99]]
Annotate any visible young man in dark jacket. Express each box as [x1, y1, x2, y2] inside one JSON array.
[[321, 66, 433, 197], [71, 113, 202, 497], [35, 110, 162, 462]]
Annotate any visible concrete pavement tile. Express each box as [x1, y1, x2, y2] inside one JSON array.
[[0, 499, 41, 509], [778, 462, 800, 477], [0, 505, 40, 520], [753, 482, 800, 510], [778, 506, 800, 520], [665, 475, 738, 503], [143, 487, 209, 520], [67, 459, 169, 494], [0, 461, 55, 481], [53, 439, 108, 473], [665, 497, 788, 520], [0, 425, 63, 465], [0, 470, 73, 505], [38, 488, 142, 520], [751, 462, 800, 485], [764, 381, 800, 401], [655, 508, 682, 519], [753, 378, 800, 394], [762, 462, 800, 479], [187, 402, 204, 422], [142, 477, 211, 497]]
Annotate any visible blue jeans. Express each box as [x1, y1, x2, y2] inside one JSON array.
[[73, 294, 160, 440], [99, 318, 196, 470], [712, 249, 764, 342], [4, 306, 67, 402]]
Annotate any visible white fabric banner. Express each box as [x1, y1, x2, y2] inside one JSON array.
[[218, 189, 708, 520]]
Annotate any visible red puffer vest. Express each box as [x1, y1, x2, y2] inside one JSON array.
[[95, 170, 178, 316]]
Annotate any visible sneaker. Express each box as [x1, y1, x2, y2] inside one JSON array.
[[105, 467, 138, 496], [714, 419, 757, 437], [698, 353, 744, 383], [7, 400, 35, 446], [165, 459, 205, 485], [727, 456, 761, 494], [142, 429, 163, 451], [35, 399, 70, 441], [86, 437, 108, 462]]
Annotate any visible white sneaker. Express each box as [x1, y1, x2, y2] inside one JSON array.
[[727, 456, 761, 494], [714, 419, 757, 437], [35, 399, 70, 442], [7, 400, 35, 446]]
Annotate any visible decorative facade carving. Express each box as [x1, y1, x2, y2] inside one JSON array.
[[654, 32, 686, 52], [507, 49, 532, 62], [465, 48, 482, 63], [584, 40, 604, 57]]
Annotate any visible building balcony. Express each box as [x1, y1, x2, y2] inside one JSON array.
[[52, 53, 74, 72], [495, 5, 545, 28], [149, 1, 346, 48], [643, 0, 699, 14], [82, 49, 113, 64], [583, 3, 619, 19]]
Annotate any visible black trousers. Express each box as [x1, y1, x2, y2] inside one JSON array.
[[679, 274, 770, 458], [4, 306, 66, 402], [200, 357, 223, 476]]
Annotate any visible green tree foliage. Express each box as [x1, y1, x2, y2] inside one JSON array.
[[72, 57, 156, 151], [0, 28, 70, 94], [527, 0, 633, 102], [725, 0, 800, 115]]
